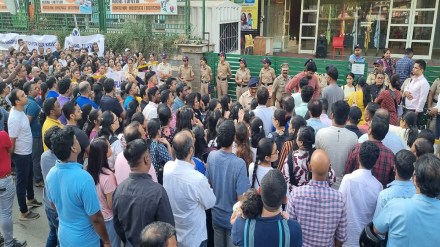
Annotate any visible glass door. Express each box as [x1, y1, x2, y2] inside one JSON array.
[[386, 0, 438, 59], [298, 0, 320, 53]]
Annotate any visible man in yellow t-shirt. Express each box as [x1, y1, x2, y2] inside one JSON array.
[[41, 99, 64, 151]]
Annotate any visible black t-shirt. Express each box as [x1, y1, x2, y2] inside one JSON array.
[[67, 124, 90, 164], [100, 95, 123, 117]]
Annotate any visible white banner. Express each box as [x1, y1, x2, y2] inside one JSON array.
[[64, 34, 105, 57], [106, 71, 123, 89], [0, 33, 58, 52]]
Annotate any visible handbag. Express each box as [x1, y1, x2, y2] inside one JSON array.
[[388, 89, 402, 116], [359, 222, 387, 247]]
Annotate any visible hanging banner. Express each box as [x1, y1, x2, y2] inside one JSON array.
[[233, 0, 259, 30], [64, 34, 104, 57], [0, 33, 58, 51], [40, 0, 92, 14], [0, 0, 8, 13], [110, 0, 177, 15]]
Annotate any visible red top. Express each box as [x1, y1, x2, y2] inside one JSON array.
[[375, 89, 402, 126], [285, 71, 321, 99], [0, 131, 12, 177]]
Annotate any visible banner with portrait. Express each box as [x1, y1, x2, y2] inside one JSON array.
[[232, 0, 259, 30], [110, 0, 177, 15], [40, 0, 92, 14]]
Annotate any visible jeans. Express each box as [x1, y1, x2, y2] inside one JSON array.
[[0, 176, 15, 247], [32, 138, 44, 183], [12, 154, 34, 214], [105, 219, 121, 247], [212, 224, 232, 247], [44, 206, 59, 247]]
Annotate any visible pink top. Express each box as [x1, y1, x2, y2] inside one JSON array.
[[97, 168, 117, 220], [89, 129, 98, 141], [114, 152, 158, 185]]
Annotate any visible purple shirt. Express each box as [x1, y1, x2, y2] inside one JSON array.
[[57, 95, 71, 125]]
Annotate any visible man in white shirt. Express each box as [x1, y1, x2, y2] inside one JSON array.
[[7, 89, 41, 221], [163, 130, 216, 247], [339, 141, 383, 247], [253, 87, 275, 135], [142, 86, 160, 121], [403, 59, 430, 127]]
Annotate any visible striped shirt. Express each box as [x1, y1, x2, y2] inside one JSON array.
[[287, 180, 347, 247]]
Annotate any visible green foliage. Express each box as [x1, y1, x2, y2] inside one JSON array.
[[105, 21, 180, 55]]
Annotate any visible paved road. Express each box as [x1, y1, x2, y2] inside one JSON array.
[[11, 185, 49, 247]]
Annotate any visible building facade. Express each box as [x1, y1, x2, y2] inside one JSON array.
[[246, 0, 439, 59]]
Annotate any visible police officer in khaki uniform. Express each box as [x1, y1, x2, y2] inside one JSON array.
[[259, 57, 276, 89], [178, 55, 195, 88], [158, 53, 172, 86], [235, 58, 250, 100], [216, 52, 232, 98], [239, 77, 258, 110], [367, 59, 390, 87], [200, 57, 212, 97], [272, 63, 291, 108]]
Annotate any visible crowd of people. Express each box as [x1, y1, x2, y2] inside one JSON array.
[[0, 41, 439, 247]]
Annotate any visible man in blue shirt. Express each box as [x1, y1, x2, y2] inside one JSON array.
[[45, 127, 110, 247], [395, 48, 414, 83], [349, 44, 365, 64], [373, 153, 440, 246], [232, 170, 302, 247], [206, 120, 250, 247], [374, 150, 416, 218], [76, 81, 98, 109], [45, 77, 59, 99], [23, 81, 44, 187], [253, 87, 275, 135], [123, 81, 139, 110], [172, 82, 188, 113]]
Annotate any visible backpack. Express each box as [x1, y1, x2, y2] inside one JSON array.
[[244, 218, 291, 247]]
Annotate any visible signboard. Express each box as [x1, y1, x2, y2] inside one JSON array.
[[110, 0, 177, 15], [233, 0, 259, 30], [0, 0, 9, 13], [40, 0, 92, 14], [351, 63, 366, 75], [64, 34, 104, 57], [0, 33, 58, 51]]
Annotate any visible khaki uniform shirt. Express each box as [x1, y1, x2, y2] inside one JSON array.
[[235, 68, 250, 86], [217, 61, 231, 79], [158, 62, 172, 80], [201, 65, 212, 82], [259, 67, 276, 85], [273, 75, 291, 102], [179, 65, 194, 82], [430, 79, 440, 106], [366, 72, 390, 87], [239, 90, 255, 110]]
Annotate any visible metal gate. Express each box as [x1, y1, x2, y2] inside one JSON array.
[[219, 22, 239, 53]]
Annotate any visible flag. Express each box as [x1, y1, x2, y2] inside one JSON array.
[[326, 5, 332, 44], [373, 6, 381, 49], [364, 4, 372, 49], [340, 3, 345, 36], [352, 6, 358, 50]]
